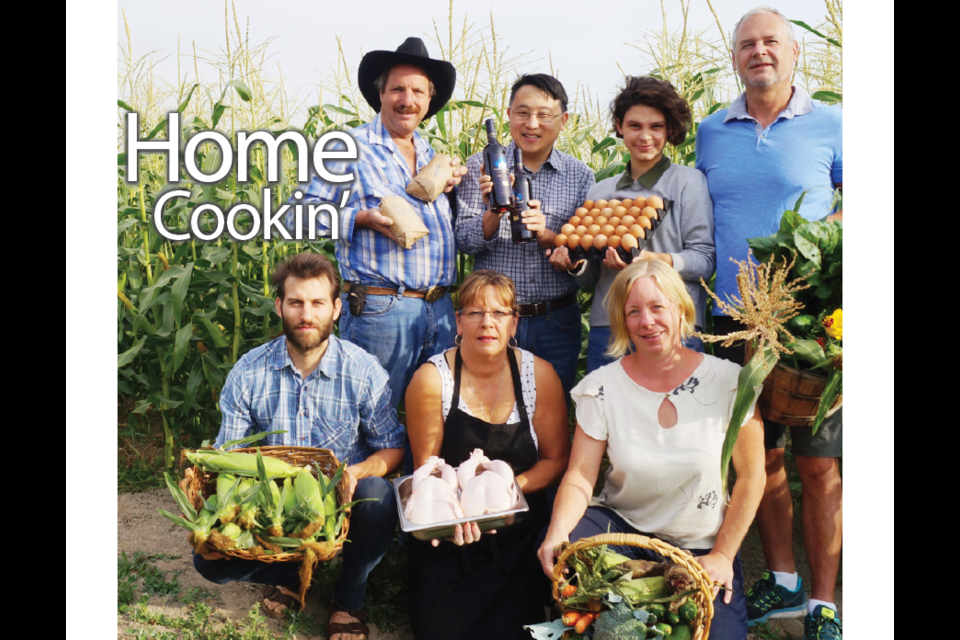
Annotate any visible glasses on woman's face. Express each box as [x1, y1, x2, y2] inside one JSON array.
[[459, 309, 515, 322]]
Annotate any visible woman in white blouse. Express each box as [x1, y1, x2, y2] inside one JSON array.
[[537, 259, 765, 640]]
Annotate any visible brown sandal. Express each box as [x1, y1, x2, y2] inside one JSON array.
[[327, 601, 370, 639], [260, 585, 302, 620]]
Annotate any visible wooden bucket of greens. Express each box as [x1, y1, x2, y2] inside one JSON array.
[[550, 532, 716, 640]]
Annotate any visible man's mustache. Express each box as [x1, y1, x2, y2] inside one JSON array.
[[394, 105, 420, 115]]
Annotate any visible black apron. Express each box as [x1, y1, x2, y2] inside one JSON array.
[[409, 348, 550, 640]]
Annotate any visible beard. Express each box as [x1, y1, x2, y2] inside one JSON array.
[[739, 61, 786, 88], [281, 313, 334, 354]]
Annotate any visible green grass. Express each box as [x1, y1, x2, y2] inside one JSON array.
[[119, 552, 183, 607], [119, 450, 166, 493], [750, 622, 789, 639]]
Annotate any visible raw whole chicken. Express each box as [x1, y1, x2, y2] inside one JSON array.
[[457, 449, 519, 517], [404, 456, 464, 524]]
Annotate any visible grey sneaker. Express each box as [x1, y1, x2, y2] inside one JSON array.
[[746, 571, 807, 626], [803, 604, 842, 640]]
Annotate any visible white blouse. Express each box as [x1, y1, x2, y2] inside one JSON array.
[[428, 348, 539, 451], [571, 354, 756, 550]]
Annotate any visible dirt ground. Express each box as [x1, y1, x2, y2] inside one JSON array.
[[117, 488, 841, 639]]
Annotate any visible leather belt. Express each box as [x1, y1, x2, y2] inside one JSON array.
[[343, 282, 454, 304], [517, 292, 578, 318]]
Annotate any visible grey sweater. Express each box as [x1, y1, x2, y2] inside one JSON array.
[[573, 162, 716, 328]]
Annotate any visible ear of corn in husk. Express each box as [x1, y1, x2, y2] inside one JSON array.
[[158, 472, 241, 556], [186, 449, 305, 478], [289, 468, 324, 538]]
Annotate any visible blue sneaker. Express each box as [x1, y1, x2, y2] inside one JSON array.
[[746, 571, 807, 626], [803, 604, 842, 640]]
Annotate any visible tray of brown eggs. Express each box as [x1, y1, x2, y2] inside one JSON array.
[[554, 196, 673, 263]]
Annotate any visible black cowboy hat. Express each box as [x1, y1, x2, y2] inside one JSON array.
[[357, 37, 456, 120]]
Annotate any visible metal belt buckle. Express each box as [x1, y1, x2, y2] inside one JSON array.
[[424, 286, 445, 303]]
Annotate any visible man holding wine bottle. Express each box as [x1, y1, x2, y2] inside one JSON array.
[[457, 74, 595, 400]]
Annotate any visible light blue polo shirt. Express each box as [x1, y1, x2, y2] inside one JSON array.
[[695, 87, 842, 314]]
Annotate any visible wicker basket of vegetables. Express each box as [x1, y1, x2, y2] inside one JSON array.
[[161, 443, 354, 607], [549, 533, 715, 640]]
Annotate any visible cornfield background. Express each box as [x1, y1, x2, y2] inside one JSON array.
[[117, 1, 842, 473]]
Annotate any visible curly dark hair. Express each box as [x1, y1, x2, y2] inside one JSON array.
[[610, 76, 692, 146]]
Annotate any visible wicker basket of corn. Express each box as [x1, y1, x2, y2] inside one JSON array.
[[551, 533, 716, 640], [162, 445, 353, 607]]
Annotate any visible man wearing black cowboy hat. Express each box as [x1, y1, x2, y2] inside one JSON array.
[[292, 37, 466, 421]]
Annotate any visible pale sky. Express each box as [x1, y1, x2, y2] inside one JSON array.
[[118, 0, 837, 120]]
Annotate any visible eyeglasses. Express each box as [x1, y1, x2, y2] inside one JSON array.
[[459, 309, 515, 322], [510, 110, 563, 124]]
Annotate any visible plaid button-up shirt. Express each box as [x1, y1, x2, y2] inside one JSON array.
[[456, 143, 595, 304], [291, 113, 457, 290], [214, 335, 403, 466]]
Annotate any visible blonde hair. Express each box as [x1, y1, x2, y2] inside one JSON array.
[[456, 270, 518, 312], [604, 260, 696, 358]]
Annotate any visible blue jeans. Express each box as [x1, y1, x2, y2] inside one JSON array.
[[339, 292, 457, 409], [552, 506, 748, 640], [586, 326, 705, 375], [514, 301, 582, 403], [193, 477, 398, 612]]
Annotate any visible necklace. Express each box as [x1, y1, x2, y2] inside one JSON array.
[[464, 358, 507, 422]]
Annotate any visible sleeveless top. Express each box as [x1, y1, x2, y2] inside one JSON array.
[[428, 348, 539, 451]]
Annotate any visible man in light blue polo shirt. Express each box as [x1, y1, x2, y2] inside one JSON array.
[[696, 7, 842, 640]]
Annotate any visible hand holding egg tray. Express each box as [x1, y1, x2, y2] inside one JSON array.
[[554, 196, 674, 264]]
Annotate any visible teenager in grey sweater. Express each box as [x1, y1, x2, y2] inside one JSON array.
[[548, 77, 715, 372]]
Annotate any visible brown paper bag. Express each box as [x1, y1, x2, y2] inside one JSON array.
[[379, 196, 430, 249], [405, 153, 456, 203]]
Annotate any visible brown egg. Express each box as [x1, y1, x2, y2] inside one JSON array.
[[641, 207, 658, 219], [569, 215, 582, 227], [614, 206, 628, 217], [594, 216, 609, 227], [607, 235, 622, 249], [621, 215, 637, 227], [567, 233, 581, 249], [600, 224, 616, 237], [621, 233, 639, 250], [632, 197, 648, 210], [629, 224, 646, 239], [575, 207, 589, 217], [581, 216, 595, 227], [627, 207, 642, 218], [561, 224, 576, 236], [615, 225, 630, 237], [583, 200, 595, 210], [554, 234, 568, 248], [608, 199, 622, 208], [600, 207, 615, 218], [594, 200, 609, 209], [587, 224, 602, 236], [580, 234, 595, 250], [608, 217, 621, 228], [575, 225, 588, 237], [593, 234, 609, 250], [589, 208, 602, 217], [637, 217, 652, 229], [646, 195, 664, 210], [621, 199, 634, 209]]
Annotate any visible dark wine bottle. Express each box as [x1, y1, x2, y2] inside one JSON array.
[[510, 148, 536, 243], [482, 119, 514, 214]]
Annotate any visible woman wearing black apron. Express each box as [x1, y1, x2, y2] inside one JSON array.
[[405, 271, 571, 640]]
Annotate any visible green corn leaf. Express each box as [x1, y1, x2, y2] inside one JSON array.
[[218, 430, 288, 451], [118, 336, 147, 368], [209, 477, 242, 526], [171, 323, 193, 375], [787, 339, 828, 368], [592, 137, 616, 154], [811, 90, 843, 103], [721, 345, 778, 486], [181, 360, 204, 411], [790, 20, 842, 47], [164, 472, 199, 522], [197, 315, 228, 348], [143, 119, 168, 142], [171, 263, 194, 328], [177, 84, 199, 112], [158, 508, 199, 532], [232, 81, 253, 102], [211, 104, 229, 129], [118, 100, 135, 112], [811, 367, 842, 435]]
